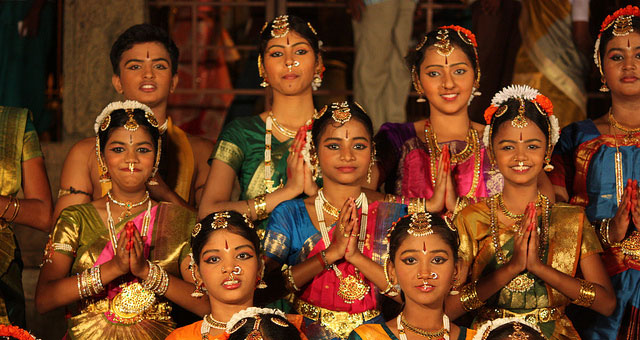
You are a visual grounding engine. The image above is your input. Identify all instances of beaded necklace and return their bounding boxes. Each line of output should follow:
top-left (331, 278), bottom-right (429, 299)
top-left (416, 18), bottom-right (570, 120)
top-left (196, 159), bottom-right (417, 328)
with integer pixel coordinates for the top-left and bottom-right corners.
top-left (107, 190), bottom-right (149, 221)
top-left (317, 188), bottom-right (365, 222)
top-left (200, 314), bottom-right (227, 340)
top-left (105, 198), bottom-right (152, 255)
top-left (397, 312), bottom-right (450, 340)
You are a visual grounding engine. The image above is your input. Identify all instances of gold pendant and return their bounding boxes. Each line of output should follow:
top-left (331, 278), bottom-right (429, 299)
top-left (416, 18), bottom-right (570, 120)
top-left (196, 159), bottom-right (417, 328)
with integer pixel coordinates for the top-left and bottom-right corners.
top-left (505, 273), bottom-right (535, 293)
top-left (111, 282), bottom-right (156, 319)
top-left (337, 274), bottom-right (369, 303)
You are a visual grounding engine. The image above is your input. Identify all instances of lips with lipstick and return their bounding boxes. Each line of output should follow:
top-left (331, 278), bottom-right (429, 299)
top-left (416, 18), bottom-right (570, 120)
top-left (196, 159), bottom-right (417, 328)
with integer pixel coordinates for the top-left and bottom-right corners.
top-left (511, 163), bottom-right (531, 172)
top-left (440, 93), bottom-right (459, 101)
top-left (139, 83), bottom-right (157, 92)
top-left (222, 275), bottom-right (241, 289)
top-left (337, 166), bottom-right (357, 173)
top-left (417, 280), bottom-right (435, 293)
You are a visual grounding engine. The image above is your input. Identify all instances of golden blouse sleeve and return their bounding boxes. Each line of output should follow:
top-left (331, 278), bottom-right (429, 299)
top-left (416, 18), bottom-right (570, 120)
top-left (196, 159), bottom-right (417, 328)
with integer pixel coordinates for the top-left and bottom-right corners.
top-left (580, 219), bottom-right (603, 258)
top-left (49, 209), bottom-right (81, 257)
top-left (22, 129), bottom-right (43, 162)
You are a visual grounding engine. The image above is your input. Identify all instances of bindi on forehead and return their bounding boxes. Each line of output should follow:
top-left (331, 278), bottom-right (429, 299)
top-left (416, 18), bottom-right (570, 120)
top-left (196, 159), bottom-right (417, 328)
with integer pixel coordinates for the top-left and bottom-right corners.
top-left (519, 132), bottom-right (523, 142)
top-left (224, 239), bottom-right (230, 252)
top-left (146, 49), bottom-right (150, 59)
top-left (422, 241), bottom-right (428, 255)
top-left (129, 134), bottom-right (134, 145)
top-left (445, 55), bottom-right (448, 65)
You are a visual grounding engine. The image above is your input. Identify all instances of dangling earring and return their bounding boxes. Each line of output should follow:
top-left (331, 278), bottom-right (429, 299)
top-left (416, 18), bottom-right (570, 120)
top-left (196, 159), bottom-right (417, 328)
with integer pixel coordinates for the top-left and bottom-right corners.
top-left (544, 157), bottom-right (554, 172)
top-left (258, 54), bottom-right (269, 87)
top-left (367, 145), bottom-right (376, 184)
top-left (261, 79), bottom-right (269, 88)
top-left (449, 278), bottom-right (460, 296)
top-left (256, 259), bottom-right (268, 289)
top-left (600, 79), bottom-right (610, 92)
top-left (147, 169), bottom-right (159, 186)
top-left (412, 66), bottom-right (426, 103)
top-left (191, 281), bottom-right (206, 298)
top-left (312, 73), bottom-right (322, 91)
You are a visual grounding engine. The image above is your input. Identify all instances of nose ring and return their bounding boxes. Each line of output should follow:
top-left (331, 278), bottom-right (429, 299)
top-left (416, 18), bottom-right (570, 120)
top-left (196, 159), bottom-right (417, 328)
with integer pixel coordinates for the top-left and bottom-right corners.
top-left (287, 60), bottom-right (300, 72)
top-left (417, 272), bottom-right (438, 280)
top-left (232, 266), bottom-right (242, 275)
top-left (518, 161), bottom-right (524, 167)
top-left (128, 163), bottom-right (135, 174)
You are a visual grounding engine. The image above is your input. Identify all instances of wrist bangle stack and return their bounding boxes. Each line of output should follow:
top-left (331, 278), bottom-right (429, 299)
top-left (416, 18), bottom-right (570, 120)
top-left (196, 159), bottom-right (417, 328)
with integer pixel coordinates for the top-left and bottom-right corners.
top-left (460, 281), bottom-right (484, 311)
top-left (0, 197), bottom-right (12, 220)
top-left (573, 279), bottom-right (596, 307)
top-left (142, 261), bottom-right (169, 296)
top-left (254, 194), bottom-right (268, 220)
top-left (284, 266), bottom-right (300, 292)
top-left (317, 250), bottom-right (331, 270)
top-left (599, 218), bottom-right (612, 247)
top-left (0, 196), bottom-right (19, 223)
top-left (77, 266), bottom-right (105, 299)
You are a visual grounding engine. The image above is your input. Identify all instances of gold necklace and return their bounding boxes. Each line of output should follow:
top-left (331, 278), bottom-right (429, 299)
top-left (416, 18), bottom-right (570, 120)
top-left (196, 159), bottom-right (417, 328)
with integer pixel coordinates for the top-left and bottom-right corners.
top-left (609, 111), bottom-right (626, 206)
top-left (399, 313), bottom-right (449, 340)
top-left (201, 314), bottom-right (227, 340)
top-left (107, 190), bottom-right (150, 221)
top-left (609, 110), bottom-right (640, 134)
top-left (497, 192), bottom-right (543, 222)
top-left (317, 188), bottom-right (364, 220)
top-left (269, 111), bottom-right (298, 138)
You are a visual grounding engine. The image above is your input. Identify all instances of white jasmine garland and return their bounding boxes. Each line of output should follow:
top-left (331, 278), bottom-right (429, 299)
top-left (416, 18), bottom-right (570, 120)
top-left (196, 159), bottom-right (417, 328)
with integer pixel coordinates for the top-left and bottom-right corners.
top-left (483, 125), bottom-right (491, 148)
top-left (94, 100), bottom-right (153, 134)
top-left (549, 114), bottom-right (560, 146)
top-left (472, 317), bottom-right (542, 340)
top-left (593, 36), bottom-right (602, 72)
top-left (490, 84), bottom-right (540, 107)
top-left (301, 129), bottom-right (313, 169)
top-left (225, 307), bottom-right (286, 333)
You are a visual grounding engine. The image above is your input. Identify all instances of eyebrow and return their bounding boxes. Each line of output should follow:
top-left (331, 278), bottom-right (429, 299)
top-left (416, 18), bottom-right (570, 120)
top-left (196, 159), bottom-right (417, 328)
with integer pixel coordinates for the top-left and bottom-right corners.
top-left (108, 141), bottom-right (153, 146)
top-left (400, 248), bottom-right (450, 256)
top-left (607, 47), bottom-right (640, 53)
top-left (424, 62), bottom-right (467, 69)
top-left (498, 138), bottom-right (543, 144)
top-left (267, 42), bottom-right (311, 51)
top-left (124, 58), bottom-right (170, 66)
top-left (322, 136), bottom-right (369, 143)
top-left (201, 244), bottom-right (254, 256)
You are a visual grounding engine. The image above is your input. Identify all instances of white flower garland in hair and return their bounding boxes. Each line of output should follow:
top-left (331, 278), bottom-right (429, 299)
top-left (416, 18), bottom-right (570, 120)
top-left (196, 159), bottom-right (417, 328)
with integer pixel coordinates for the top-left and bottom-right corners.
top-left (593, 36), bottom-right (602, 72)
top-left (94, 100), bottom-right (153, 134)
top-left (549, 114), bottom-right (560, 146)
top-left (482, 124), bottom-right (491, 149)
top-left (472, 317), bottom-right (542, 340)
top-left (225, 307), bottom-right (286, 333)
top-left (301, 129), bottom-right (314, 171)
top-left (490, 84), bottom-right (540, 107)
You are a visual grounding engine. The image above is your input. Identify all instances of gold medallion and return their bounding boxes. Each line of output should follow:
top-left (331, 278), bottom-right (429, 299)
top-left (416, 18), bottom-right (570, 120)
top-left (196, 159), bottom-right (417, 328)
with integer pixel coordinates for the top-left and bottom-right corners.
top-left (337, 274), bottom-right (369, 303)
top-left (111, 282), bottom-right (156, 319)
top-left (505, 273), bottom-right (535, 293)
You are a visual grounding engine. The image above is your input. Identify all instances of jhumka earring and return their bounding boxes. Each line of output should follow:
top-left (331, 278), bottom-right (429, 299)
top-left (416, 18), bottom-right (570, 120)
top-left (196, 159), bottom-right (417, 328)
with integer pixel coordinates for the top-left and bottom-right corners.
top-left (412, 66), bottom-right (426, 103)
top-left (258, 55), bottom-right (269, 88)
top-left (367, 143), bottom-right (376, 184)
top-left (256, 263), bottom-right (268, 289)
top-left (191, 281), bottom-right (206, 298)
top-left (600, 80), bottom-right (610, 93)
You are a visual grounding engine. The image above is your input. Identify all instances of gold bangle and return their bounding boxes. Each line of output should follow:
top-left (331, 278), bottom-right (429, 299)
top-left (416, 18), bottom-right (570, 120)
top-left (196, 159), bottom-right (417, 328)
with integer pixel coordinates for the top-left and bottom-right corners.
top-left (599, 218), bottom-right (611, 247)
top-left (284, 266), bottom-right (300, 292)
top-left (0, 196), bottom-right (12, 220)
top-left (245, 199), bottom-right (253, 220)
top-left (459, 281), bottom-right (484, 311)
top-left (254, 194), bottom-right (268, 220)
top-left (573, 279), bottom-right (596, 307)
top-left (7, 197), bottom-right (20, 223)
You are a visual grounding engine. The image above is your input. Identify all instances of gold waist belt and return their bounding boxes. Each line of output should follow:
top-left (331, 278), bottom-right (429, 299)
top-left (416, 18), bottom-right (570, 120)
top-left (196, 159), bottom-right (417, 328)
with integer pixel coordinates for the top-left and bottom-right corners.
top-left (294, 299), bottom-right (380, 339)
top-left (479, 306), bottom-right (564, 324)
top-left (80, 295), bottom-right (172, 325)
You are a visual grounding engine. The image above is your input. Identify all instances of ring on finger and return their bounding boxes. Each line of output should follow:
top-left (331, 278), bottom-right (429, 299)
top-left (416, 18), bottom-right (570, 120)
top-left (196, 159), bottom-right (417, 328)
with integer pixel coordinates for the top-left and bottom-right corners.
top-left (343, 232), bottom-right (350, 238)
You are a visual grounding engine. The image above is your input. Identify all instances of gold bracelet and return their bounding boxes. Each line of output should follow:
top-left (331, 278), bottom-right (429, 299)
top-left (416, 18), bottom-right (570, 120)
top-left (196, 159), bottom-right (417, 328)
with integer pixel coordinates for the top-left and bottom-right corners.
top-left (599, 218), bottom-right (611, 247)
top-left (254, 194), bottom-right (268, 220)
top-left (0, 196), bottom-right (12, 220)
top-left (245, 199), bottom-right (253, 220)
top-left (7, 197), bottom-right (20, 223)
top-left (460, 281), bottom-right (484, 311)
top-left (573, 279), bottom-right (596, 307)
top-left (284, 266), bottom-right (300, 292)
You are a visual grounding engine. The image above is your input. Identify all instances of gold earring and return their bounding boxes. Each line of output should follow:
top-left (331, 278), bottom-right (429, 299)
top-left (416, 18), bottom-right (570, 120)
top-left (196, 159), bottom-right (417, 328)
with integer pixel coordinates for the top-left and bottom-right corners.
top-left (191, 281), bottom-right (205, 298)
top-left (600, 79), bottom-right (610, 92)
top-left (412, 66), bottom-right (426, 103)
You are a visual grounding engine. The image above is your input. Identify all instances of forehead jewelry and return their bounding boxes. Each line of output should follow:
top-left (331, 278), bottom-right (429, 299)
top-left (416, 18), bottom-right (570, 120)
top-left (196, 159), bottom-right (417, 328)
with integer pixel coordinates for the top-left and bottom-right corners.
top-left (192, 223), bottom-right (202, 237)
top-left (123, 109), bottom-right (139, 132)
top-left (331, 101), bottom-right (351, 124)
top-left (246, 317), bottom-right (264, 340)
top-left (271, 15), bottom-right (290, 38)
top-left (614, 15), bottom-right (634, 36)
top-left (511, 98), bottom-right (528, 129)
top-left (434, 29), bottom-right (454, 57)
top-left (212, 211), bottom-right (232, 230)
top-left (407, 212), bottom-right (434, 237)
top-left (508, 322), bottom-right (529, 340)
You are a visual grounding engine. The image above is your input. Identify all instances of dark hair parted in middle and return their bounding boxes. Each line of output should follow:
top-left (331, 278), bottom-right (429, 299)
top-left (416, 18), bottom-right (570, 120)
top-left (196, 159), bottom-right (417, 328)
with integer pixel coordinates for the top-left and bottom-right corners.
top-left (387, 214), bottom-right (460, 263)
top-left (191, 210), bottom-right (261, 264)
top-left (258, 15), bottom-right (321, 57)
top-left (98, 108), bottom-right (161, 153)
top-left (405, 27), bottom-right (479, 77)
top-left (488, 98), bottom-right (551, 146)
top-left (311, 102), bottom-right (374, 148)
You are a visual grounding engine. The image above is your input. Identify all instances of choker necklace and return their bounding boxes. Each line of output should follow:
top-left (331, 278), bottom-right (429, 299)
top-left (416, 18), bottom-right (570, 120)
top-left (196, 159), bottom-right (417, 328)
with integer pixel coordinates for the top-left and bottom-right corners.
top-left (317, 188), bottom-right (364, 221)
top-left (201, 314), bottom-right (227, 340)
top-left (397, 312), bottom-right (450, 340)
top-left (269, 111), bottom-right (297, 138)
top-left (497, 192), bottom-right (543, 222)
top-left (107, 190), bottom-right (150, 221)
top-left (314, 190), bottom-right (369, 303)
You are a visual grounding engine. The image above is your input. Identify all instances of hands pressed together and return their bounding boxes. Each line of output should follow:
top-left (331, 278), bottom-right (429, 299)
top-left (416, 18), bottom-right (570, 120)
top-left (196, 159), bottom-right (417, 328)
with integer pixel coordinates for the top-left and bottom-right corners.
top-left (111, 221), bottom-right (150, 280)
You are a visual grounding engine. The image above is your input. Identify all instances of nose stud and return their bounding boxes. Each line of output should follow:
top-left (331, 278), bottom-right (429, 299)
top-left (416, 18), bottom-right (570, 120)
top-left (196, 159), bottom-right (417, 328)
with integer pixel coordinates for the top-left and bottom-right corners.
top-left (232, 266), bottom-right (242, 275)
top-left (128, 163), bottom-right (135, 174)
top-left (287, 60), bottom-right (300, 72)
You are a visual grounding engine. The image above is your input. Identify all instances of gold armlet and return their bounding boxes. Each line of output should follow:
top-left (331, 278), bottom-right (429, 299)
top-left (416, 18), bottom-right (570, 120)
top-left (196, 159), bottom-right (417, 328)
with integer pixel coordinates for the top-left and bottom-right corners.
top-left (254, 194), bottom-right (268, 220)
top-left (572, 279), bottom-right (596, 307)
top-left (459, 281), bottom-right (484, 311)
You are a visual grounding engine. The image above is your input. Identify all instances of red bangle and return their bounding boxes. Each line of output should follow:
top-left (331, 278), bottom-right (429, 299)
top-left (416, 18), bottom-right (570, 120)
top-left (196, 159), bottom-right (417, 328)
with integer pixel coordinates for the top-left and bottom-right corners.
top-left (316, 252), bottom-right (325, 269)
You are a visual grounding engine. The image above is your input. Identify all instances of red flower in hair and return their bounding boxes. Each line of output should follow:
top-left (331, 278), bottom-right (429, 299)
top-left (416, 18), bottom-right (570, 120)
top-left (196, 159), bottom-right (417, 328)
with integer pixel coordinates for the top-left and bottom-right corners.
top-left (599, 5), bottom-right (640, 35)
top-left (534, 94), bottom-right (554, 116)
top-left (440, 25), bottom-right (477, 47)
top-left (483, 105), bottom-right (498, 124)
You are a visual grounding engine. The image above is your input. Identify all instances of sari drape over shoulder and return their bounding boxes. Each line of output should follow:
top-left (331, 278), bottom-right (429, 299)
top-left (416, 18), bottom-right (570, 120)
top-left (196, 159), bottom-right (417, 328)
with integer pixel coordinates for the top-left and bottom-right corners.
top-left (375, 122), bottom-right (501, 199)
top-left (48, 202), bottom-right (195, 340)
top-left (0, 107), bottom-right (43, 327)
top-left (550, 120), bottom-right (640, 339)
top-left (454, 201), bottom-right (601, 340)
top-left (264, 199), bottom-right (406, 339)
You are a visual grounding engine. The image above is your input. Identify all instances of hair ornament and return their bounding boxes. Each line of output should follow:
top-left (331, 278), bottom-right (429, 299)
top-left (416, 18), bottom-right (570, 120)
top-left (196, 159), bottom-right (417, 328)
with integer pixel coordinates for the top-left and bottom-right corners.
top-left (440, 25), bottom-right (477, 47)
top-left (243, 213), bottom-right (255, 229)
top-left (270, 316), bottom-right (290, 327)
top-left (123, 109), bottom-right (140, 132)
top-left (260, 21), bottom-right (268, 35)
top-left (191, 223), bottom-right (202, 238)
top-left (307, 22), bottom-right (318, 36)
top-left (511, 98), bottom-right (528, 129)
top-left (246, 317), bottom-right (263, 340)
top-left (330, 101), bottom-right (351, 124)
top-left (594, 6), bottom-right (640, 76)
top-left (313, 105), bottom-right (328, 119)
top-left (415, 34), bottom-right (428, 51)
top-left (472, 317), bottom-right (543, 340)
top-left (94, 100), bottom-right (154, 134)
top-left (434, 29), bottom-right (454, 57)
top-left (212, 212), bottom-right (232, 230)
top-left (225, 307), bottom-right (286, 333)
top-left (271, 15), bottom-right (290, 38)
top-left (408, 212), bottom-right (434, 237)
top-left (444, 216), bottom-right (457, 232)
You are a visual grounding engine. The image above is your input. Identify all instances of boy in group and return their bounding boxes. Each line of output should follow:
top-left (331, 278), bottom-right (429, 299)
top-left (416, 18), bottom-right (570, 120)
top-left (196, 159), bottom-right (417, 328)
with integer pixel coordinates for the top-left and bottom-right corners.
top-left (55, 24), bottom-right (213, 218)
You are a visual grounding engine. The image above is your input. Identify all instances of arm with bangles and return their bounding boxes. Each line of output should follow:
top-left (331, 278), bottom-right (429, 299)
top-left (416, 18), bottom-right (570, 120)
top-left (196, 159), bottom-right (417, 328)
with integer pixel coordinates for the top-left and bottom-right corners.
top-left (1, 155), bottom-right (52, 232)
top-left (198, 129), bottom-right (314, 220)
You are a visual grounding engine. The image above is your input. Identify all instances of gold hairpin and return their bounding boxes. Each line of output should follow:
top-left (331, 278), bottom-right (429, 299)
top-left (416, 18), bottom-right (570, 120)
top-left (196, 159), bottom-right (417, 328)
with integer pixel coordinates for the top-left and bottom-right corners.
top-left (444, 216), bottom-right (457, 232)
top-left (495, 105), bottom-right (508, 119)
top-left (229, 319), bottom-right (247, 334)
top-left (100, 114), bottom-right (111, 132)
top-left (212, 212), bottom-right (232, 230)
top-left (191, 223), bottom-right (202, 238)
top-left (407, 212), bottom-right (433, 237)
top-left (353, 101), bottom-right (366, 113)
top-left (271, 15), bottom-right (290, 38)
top-left (270, 316), bottom-right (290, 327)
top-left (434, 30), bottom-right (454, 57)
top-left (246, 317), bottom-right (264, 340)
top-left (145, 111), bottom-right (159, 128)
top-left (415, 34), bottom-right (428, 51)
top-left (313, 105), bottom-right (328, 119)
top-left (511, 98), bottom-right (528, 129)
top-left (260, 21), bottom-right (268, 35)
top-left (614, 15), bottom-right (634, 36)
top-left (307, 22), bottom-right (318, 36)
top-left (508, 323), bottom-right (530, 340)
top-left (243, 213), bottom-right (255, 229)
top-left (123, 109), bottom-right (139, 132)
top-left (331, 101), bottom-right (351, 124)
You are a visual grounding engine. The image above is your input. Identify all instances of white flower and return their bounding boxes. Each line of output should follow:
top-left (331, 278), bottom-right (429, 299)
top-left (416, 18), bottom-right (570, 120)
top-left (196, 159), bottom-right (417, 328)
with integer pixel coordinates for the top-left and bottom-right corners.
top-left (94, 100), bottom-right (153, 134)
top-left (483, 125), bottom-right (491, 148)
top-left (593, 37), bottom-right (602, 72)
top-left (225, 307), bottom-right (286, 333)
top-left (549, 114), bottom-right (560, 146)
top-left (490, 84), bottom-right (540, 107)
